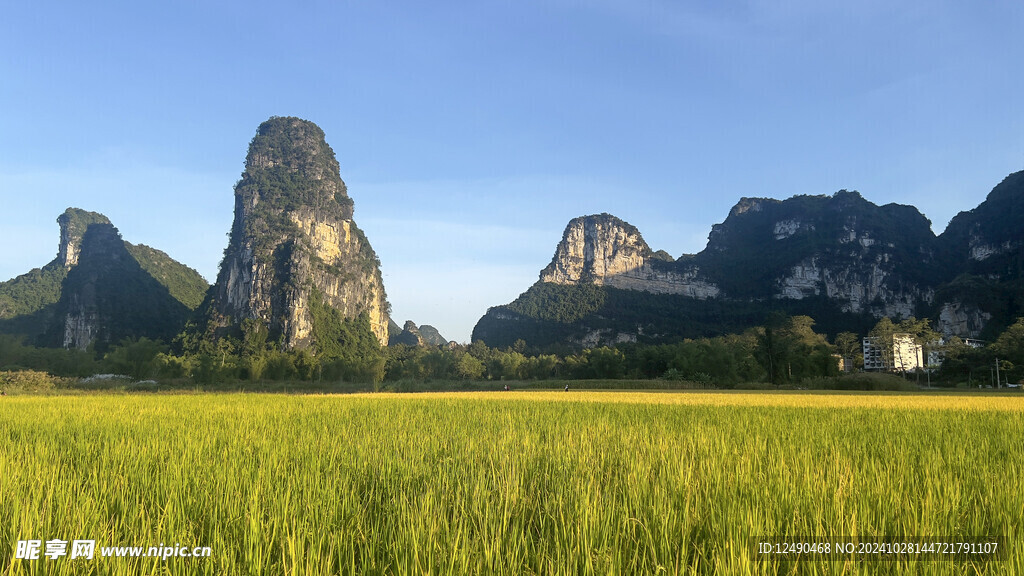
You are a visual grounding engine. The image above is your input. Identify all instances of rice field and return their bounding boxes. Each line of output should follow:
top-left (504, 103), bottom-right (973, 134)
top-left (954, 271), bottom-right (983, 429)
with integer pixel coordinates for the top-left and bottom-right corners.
top-left (1, 390), bottom-right (1021, 575)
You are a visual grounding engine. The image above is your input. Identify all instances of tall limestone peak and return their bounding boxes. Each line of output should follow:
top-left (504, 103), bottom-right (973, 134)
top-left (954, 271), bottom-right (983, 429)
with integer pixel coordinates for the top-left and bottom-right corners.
top-left (55, 223), bottom-right (185, 350)
top-left (57, 208), bottom-right (111, 269)
top-left (540, 214), bottom-right (651, 285)
top-left (1, 208), bottom-right (207, 346)
top-left (236, 116), bottom-right (353, 221)
top-left (539, 213), bottom-right (719, 297)
top-left (416, 324), bottom-right (448, 347)
top-left (209, 116), bottom-right (391, 348)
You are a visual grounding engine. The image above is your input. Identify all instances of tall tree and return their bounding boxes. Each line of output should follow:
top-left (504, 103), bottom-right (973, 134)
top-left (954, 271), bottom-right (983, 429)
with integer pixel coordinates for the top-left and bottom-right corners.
top-left (868, 317), bottom-right (899, 371)
top-left (834, 331), bottom-right (862, 371)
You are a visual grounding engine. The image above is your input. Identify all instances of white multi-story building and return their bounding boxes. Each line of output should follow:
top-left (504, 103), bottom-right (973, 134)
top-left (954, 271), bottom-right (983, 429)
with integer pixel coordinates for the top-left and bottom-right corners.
top-left (863, 334), bottom-right (923, 372)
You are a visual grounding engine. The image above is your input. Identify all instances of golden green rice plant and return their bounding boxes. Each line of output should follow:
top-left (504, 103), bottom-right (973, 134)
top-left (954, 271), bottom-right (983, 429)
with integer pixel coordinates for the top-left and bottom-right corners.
top-left (0, 390), bottom-right (1020, 575)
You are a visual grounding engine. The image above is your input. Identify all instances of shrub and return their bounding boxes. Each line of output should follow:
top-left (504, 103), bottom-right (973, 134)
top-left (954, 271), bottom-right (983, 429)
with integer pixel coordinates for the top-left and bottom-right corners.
top-left (0, 370), bottom-right (70, 393)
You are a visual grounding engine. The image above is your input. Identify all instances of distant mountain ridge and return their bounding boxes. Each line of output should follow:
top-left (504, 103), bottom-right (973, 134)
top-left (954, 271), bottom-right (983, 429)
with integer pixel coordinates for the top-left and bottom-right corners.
top-left (389, 320), bottom-right (448, 347)
top-left (473, 171), bottom-right (1024, 349)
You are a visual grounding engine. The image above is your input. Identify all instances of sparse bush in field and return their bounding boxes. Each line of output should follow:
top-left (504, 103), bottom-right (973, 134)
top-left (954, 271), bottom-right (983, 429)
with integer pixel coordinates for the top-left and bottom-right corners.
top-left (0, 369), bottom-right (69, 392)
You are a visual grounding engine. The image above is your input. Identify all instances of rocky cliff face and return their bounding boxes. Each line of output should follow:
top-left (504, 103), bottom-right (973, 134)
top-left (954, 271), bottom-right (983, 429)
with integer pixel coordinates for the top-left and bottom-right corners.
top-left (54, 222), bottom-right (197, 350)
top-left (935, 300), bottom-right (992, 339)
top-left (0, 209), bottom-right (108, 323)
top-left (539, 214), bottom-right (720, 298)
top-left (533, 194), bottom-right (936, 317)
top-left (774, 256), bottom-right (927, 319)
top-left (208, 117), bottom-right (390, 348)
top-left (58, 223), bottom-right (126, 350)
top-left (535, 194), bottom-right (936, 315)
top-left (56, 208), bottom-right (111, 269)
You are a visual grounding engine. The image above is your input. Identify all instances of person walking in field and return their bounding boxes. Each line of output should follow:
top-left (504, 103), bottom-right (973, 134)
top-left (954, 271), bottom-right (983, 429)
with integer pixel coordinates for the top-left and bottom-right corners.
top-left (564, 384), bottom-right (569, 392)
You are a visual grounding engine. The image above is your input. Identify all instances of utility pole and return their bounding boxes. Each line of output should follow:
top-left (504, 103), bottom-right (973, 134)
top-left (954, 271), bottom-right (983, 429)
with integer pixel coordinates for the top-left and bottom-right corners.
top-left (996, 357), bottom-right (1001, 389)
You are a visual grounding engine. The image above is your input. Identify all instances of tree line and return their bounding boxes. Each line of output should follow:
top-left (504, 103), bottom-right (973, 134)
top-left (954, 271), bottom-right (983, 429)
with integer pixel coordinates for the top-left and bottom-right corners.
top-left (2, 315), bottom-right (1022, 389)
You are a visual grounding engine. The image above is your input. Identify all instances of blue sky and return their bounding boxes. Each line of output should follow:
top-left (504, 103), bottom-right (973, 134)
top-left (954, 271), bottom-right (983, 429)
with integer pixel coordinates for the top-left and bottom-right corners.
top-left (2, 1), bottom-right (1022, 342)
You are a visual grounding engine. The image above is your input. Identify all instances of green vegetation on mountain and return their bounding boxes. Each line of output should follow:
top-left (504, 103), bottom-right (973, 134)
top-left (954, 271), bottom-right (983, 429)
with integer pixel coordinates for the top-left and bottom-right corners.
top-left (932, 170), bottom-right (1024, 337)
top-left (505, 283), bottom-right (607, 323)
top-left (57, 208), bottom-right (110, 250)
top-left (416, 324), bottom-right (447, 346)
top-left (650, 249), bottom-right (675, 262)
top-left (388, 328), bottom-right (421, 348)
top-left (308, 288), bottom-right (386, 381)
top-left (125, 244), bottom-right (208, 310)
top-left (926, 274), bottom-right (1022, 340)
top-left (387, 317), bottom-right (403, 338)
top-left (0, 263), bottom-right (65, 320)
top-left (0, 208), bottom-right (111, 322)
top-left (474, 282), bottom-right (879, 351)
top-left (940, 170), bottom-right (1024, 277)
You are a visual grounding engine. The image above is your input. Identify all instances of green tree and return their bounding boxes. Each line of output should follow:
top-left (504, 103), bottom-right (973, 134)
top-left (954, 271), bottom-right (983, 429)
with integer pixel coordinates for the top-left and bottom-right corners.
top-left (454, 352), bottom-right (485, 380)
top-left (421, 349), bottom-right (456, 380)
top-left (867, 317), bottom-right (899, 371)
top-left (587, 347), bottom-right (625, 379)
top-left (898, 317), bottom-right (940, 347)
top-left (495, 350), bottom-right (527, 381)
top-left (990, 317), bottom-right (1024, 384)
top-left (524, 354), bottom-right (560, 380)
top-left (292, 349), bottom-right (318, 381)
top-left (754, 325), bottom-right (791, 386)
top-left (834, 331), bottom-right (862, 371)
top-left (755, 315), bottom-right (837, 384)
top-left (263, 350), bottom-right (297, 381)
